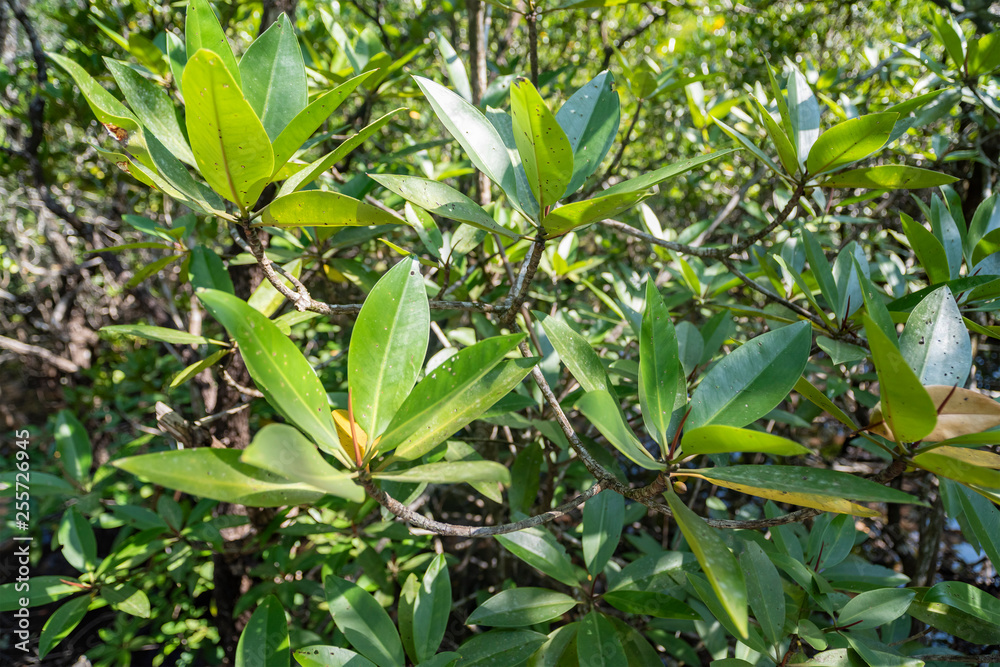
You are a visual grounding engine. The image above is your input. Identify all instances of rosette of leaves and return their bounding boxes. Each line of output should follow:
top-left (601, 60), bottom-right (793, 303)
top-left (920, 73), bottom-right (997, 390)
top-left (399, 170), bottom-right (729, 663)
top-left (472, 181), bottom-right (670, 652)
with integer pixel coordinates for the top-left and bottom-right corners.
top-left (371, 71), bottom-right (736, 239)
top-left (50, 0), bottom-right (401, 228)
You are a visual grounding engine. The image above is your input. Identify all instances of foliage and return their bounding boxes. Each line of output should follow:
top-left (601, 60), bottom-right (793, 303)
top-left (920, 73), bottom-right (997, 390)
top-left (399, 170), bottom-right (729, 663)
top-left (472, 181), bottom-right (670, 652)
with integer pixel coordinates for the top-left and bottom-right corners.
top-left (2, 0), bottom-right (1000, 666)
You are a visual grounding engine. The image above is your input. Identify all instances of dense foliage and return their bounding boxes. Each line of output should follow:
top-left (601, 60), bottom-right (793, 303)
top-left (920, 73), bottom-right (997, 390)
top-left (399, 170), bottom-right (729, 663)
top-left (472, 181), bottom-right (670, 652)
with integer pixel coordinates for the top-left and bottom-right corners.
top-left (2, 0), bottom-right (1000, 665)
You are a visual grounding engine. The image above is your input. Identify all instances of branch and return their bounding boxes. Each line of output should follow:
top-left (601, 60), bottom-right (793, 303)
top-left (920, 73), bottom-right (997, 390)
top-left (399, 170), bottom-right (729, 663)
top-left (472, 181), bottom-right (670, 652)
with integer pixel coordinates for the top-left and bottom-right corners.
top-left (914, 656), bottom-right (1000, 665)
top-left (359, 474), bottom-right (603, 536)
top-left (527, 5), bottom-right (539, 86)
top-left (500, 237), bottom-right (545, 327)
top-left (0, 334), bottom-right (79, 373)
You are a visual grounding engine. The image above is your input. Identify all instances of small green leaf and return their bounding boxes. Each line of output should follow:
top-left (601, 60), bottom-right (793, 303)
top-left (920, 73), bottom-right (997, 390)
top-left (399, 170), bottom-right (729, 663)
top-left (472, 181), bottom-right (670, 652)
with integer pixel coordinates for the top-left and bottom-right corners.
top-left (664, 489), bottom-right (748, 639)
top-left (101, 324), bottom-right (225, 347)
top-left (838, 588), bottom-right (916, 630)
top-left (410, 554), bottom-right (451, 662)
top-left (821, 165), bottom-right (958, 190)
top-left (576, 612), bottom-right (626, 667)
top-left (114, 449), bottom-right (324, 507)
top-left (236, 595), bottom-right (289, 667)
top-left (48, 53), bottom-right (140, 137)
top-left (183, 49), bottom-right (273, 211)
top-left (510, 77), bottom-right (573, 211)
top-left (324, 575), bottom-right (405, 667)
top-left (242, 424), bottom-right (363, 502)
top-left (239, 14), bottom-right (308, 140)
top-left (600, 149), bottom-right (737, 197)
top-left (577, 390), bottom-right (666, 470)
top-left (467, 588), bottom-right (578, 627)
top-left (38, 596), bottom-right (90, 659)
top-left (901, 212), bottom-right (951, 284)
top-left (681, 425), bottom-right (810, 458)
top-left (261, 191), bottom-right (402, 228)
top-left (436, 34), bottom-right (472, 102)
top-left (58, 507), bottom-right (97, 572)
top-left (294, 646), bottom-right (377, 667)
top-left (54, 411), bottom-right (92, 486)
top-left (373, 461), bottom-right (510, 485)
top-left (639, 281), bottom-right (681, 448)
top-left (542, 190), bottom-right (647, 237)
top-left (188, 246), bottom-right (235, 294)
top-left (496, 527), bottom-right (580, 587)
top-left (740, 542), bottom-right (785, 645)
top-left (583, 489), bottom-right (625, 575)
top-left (687, 321), bottom-right (811, 429)
top-left (806, 113), bottom-right (897, 175)
top-left (101, 583), bottom-right (151, 618)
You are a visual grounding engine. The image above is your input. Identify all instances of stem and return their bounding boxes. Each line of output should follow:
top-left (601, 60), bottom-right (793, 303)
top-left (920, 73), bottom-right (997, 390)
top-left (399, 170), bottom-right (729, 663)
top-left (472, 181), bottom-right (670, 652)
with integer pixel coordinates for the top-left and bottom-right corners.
top-left (501, 237), bottom-right (545, 327)
top-left (527, 4), bottom-right (539, 86)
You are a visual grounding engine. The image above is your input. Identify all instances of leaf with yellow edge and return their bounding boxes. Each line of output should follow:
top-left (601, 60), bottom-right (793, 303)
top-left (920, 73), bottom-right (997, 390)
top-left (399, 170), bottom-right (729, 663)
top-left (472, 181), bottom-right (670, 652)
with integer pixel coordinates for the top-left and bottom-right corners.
top-left (913, 450), bottom-right (1000, 488)
top-left (931, 446), bottom-right (1000, 469)
top-left (675, 472), bottom-right (880, 517)
top-left (870, 385), bottom-right (1000, 442)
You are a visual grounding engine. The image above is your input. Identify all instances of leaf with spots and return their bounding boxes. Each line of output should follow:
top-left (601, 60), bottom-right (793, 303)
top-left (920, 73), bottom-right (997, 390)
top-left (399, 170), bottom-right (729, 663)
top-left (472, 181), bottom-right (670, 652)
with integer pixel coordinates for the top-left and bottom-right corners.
top-left (375, 334), bottom-right (535, 461)
top-left (555, 70), bottom-right (620, 197)
top-left (510, 77), bottom-right (574, 212)
top-left (369, 174), bottom-right (519, 239)
top-left (114, 449), bottom-right (324, 507)
top-left (349, 258), bottom-right (429, 443)
top-left (239, 13), bottom-right (308, 140)
top-left (198, 288), bottom-right (347, 464)
top-left (899, 286), bottom-right (971, 387)
top-left (185, 0), bottom-right (241, 88)
top-left (260, 191), bottom-right (403, 228)
top-left (182, 49), bottom-right (273, 213)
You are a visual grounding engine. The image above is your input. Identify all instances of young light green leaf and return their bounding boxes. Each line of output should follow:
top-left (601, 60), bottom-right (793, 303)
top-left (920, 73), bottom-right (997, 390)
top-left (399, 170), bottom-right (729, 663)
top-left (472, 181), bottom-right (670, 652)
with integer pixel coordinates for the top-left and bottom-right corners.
top-left (687, 320), bottom-right (811, 429)
top-left (261, 191), bottom-right (402, 228)
top-left (510, 77), bottom-right (573, 212)
top-left (294, 647), bottom-right (377, 667)
top-left (865, 314), bottom-right (937, 443)
top-left (541, 190), bottom-right (647, 237)
top-left (806, 113), bottom-right (897, 175)
top-left (54, 410), bottom-right (92, 487)
top-left (901, 212), bottom-right (951, 284)
top-left (183, 50), bottom-right (273, 211)
top-left (239, 14), bottom-right (308, 140)
top-left (664, 490), bottom-right (748, 639)
top-left (600, 148), bottom-right (738, 196)
top-left (577, 390), bottom-right (666, 470)
top-left (372, 461), bottom-right (510, 485)
top-left (198, 289), bottom-right (345, 461)
top-left (324, 575), bottom-right (405, 667)
top-left (467, 588), bottom-right (578, 628)
top-left (48, 53), bottom-right (140, 137)
top-left (114, 449), bottom-right (324, 507)
top-left (680, 425), bottom-right (810, 458)
top-left (436, 33), bottom-right (472, 102)
top-left (496, 527), bottom-right (580, 587)
top-left (368, 174), bottom-right (518, 239)
top-left (38, 595), bottom-right (89, 658)
top-left (185, 0), bottom-right (241, 87)
top-left (821, 165), bottom-right (958, 190)
top-left (242, 424), bottom-right (363, 502)
top-left (555, 70), bottom-right (620, 196)
top-left (346, 257), bottom-right (428, 444)
top-left (380, 344), bottom-right (535, 461)
top-left (639, 280), bottom-right (681, 448)
top-left (101, 324), bottom-right (225, 347)
top-left (236, 595), bottom-right (289, 667)
top-left (787, 68), bottom-right (820, 167)
top-left (583, 489), bottom-right (624, 576)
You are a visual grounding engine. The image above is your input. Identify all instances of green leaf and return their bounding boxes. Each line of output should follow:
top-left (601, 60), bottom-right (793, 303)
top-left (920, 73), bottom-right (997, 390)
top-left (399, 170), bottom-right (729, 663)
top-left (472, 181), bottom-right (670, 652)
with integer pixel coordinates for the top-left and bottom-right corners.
top-left (104, 58), bottom-right (195, 166)
top-left (787, 68), bottom-right (820, 167)
top-left (541, 190), bottom-right (647, 237)
top-left (909, 593), bottom-right (1000, 645)
top-left (410, 554), bottom-right (451, 662)
top-left (324, 575), bottom-right (405, 667)
top-left (931, 11), bottom-right (966, 69)
top-left (183, 49), bottom-right (273, 212)
top-left (47, 53), bottom-right (140, 137)
top-left (261, 191), bottom-right (402, 228)
top-left (101, 324), bottom-right (225, 347)
top-left (189, 246), bottom-right (235, 294)
top-left (295, 646), bottom-right (377, 667)
top-left (376, 335), bottom-right (534, 461)
top-left (639, 281), bottom-right (681, 448)
top-left (537, 313), bottom-right (615, 396)
top-left (101, 583), bottom-right (150, 617)
top-left (555, 70), bottom-right (620, 196)
top-left (496, 527), bottom-right (580, 587)
top-left (967, 32), bottom-right (1000, 76)
top-left (368, 174), bottom-right (518, 239)
top-left (600, 148), bottom-right (737, 197)
top-left (899, 286), bottom-right (970, 386)
top-left (467, 588), bottom-right (578, 628)
top-left (577, 390), bottom-right (666, 470)
top-left (801, 229), bottom-right (839, 314)
top-left (855, 256), bottom-right (896, 343)
top-left (484, 107), bottom-right (539, 220)
top-left (924, 581), bottom-right (1000, 629)
top-left (54, 410), bottom-right (92, 486)
top-left (931, 195), bottom-right (964, 279)
top-left (236, 595), bottom-right (289, 667)
top-left (242, 424), bottom-right (363, 502)
top-left (820, 165), bottom-right (958, 190)
top-left (901, 212), bottom-right (951, 285)
top-left (166, 30), bottom-right (187, 86)
top-left (0, 471), bottom-right (75, 497)
top-left (456, 630), bottom-right (547, 667)
top-left (349, 258), bottom-right (429, 441)
top-left (806, 113), bottom-right (897, 175)
top-left (865, 314), bottom-right (937, 443)
top-left (373, 461), bottom-right (510, 485)
top-left (185, 0), bottom-right (241, 88)
top-left (0, 576), bottom-right (83, 612)
top-left (114, 449), bottom-right (324, 507)
top-left (602, 590), bottom-right (699, 620)
top-left (688, 320), bottom-right (811, 429)
top-left (694, 465), bottom-right (923, 505)
top-left (38, 596), bottom-right (90, 659)
top-left (844, 636), bottom-right (921, 667)
top-left (58, 506), bottom-right (97, 572)
top-left (239, 14), bottom-right (308, 140)
top-left (765, 57), bottom-right (795, 149)
top-left (437, 34), bottom-right (472, 102)
top-left (664, 489), bottom-right (748, 639)
top-left (124, 253), bottom-right (183, 290)
top-left (838, 588), bottom-right (916, 630)
top-left (912, 450), bottom-right (1000, 488)
top-left (576, 612), bottom-right (626, 667)
top-left (199, 289), bottom-right (345, 461)
top-left (247, 257), bottom-right (302, 317)
top-left (739, 541), bottom-right (785, 645)
top-left (752, 94), bottom-right (798, 176)
top-left (278, 109), bottom-right (402, 195)
top-left (582, 489), bottom-right (624, 575)
top-left (956, 485), bottom-right (1000, 569)
top-left (681, 425), bottom-right (810, 458)
top-left (413, 75), bottom-right (517, 198)
top-left (270, 71), bottom-right (376, 176)
top-left (712, 116), bottom-right (782, 174)
top-left (510, 77), bottom-right (573, 212)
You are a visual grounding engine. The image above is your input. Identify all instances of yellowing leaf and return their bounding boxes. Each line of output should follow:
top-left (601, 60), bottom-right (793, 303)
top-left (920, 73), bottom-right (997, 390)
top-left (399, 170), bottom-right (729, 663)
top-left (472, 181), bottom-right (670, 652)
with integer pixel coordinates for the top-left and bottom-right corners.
top-left (333, 409), bottom-right (374, 458)
top-left (871, 385), bottom-right (1000, 442)
top-left (676, 473), bottom-right (880, 517)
